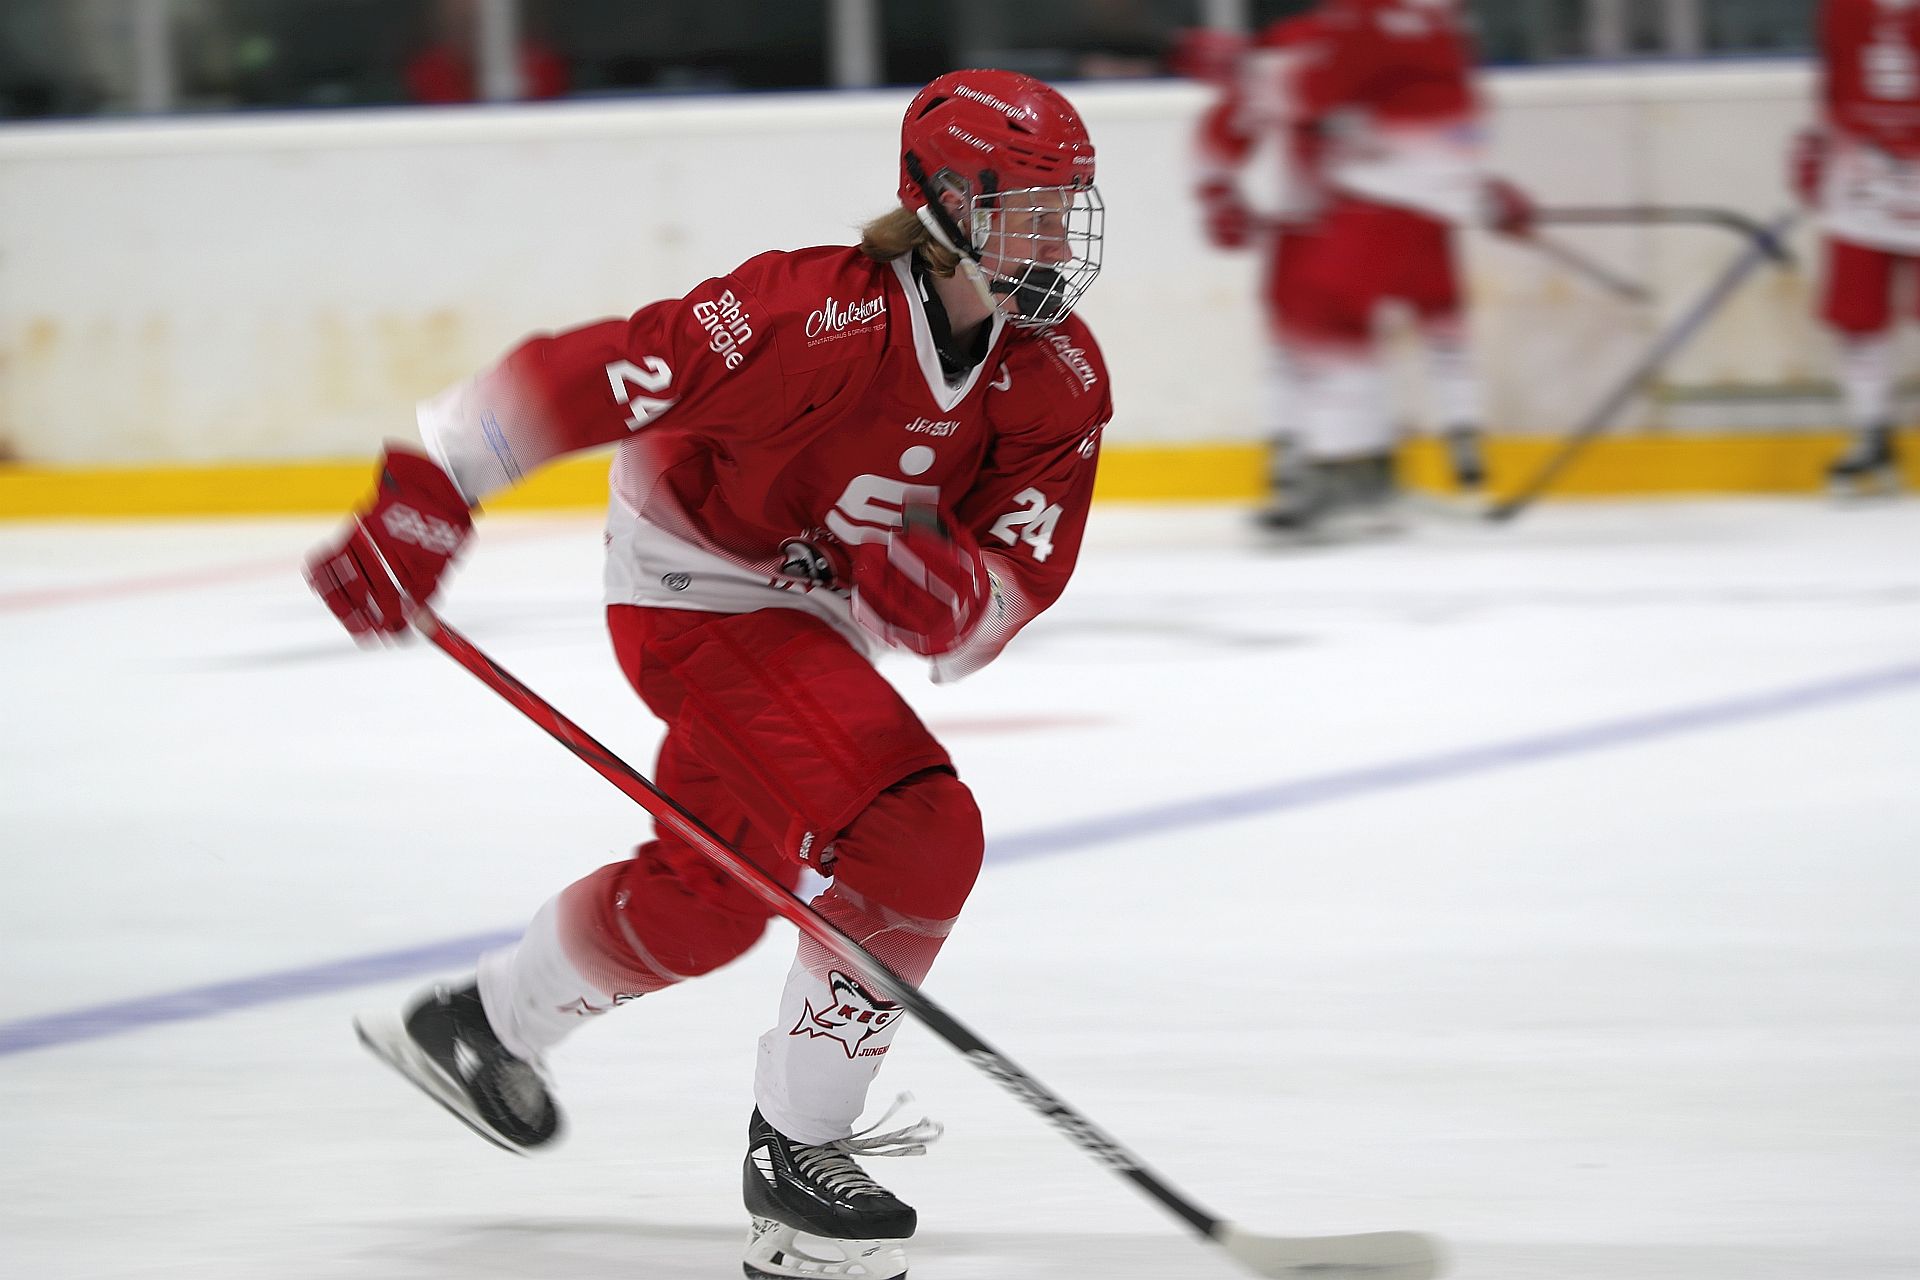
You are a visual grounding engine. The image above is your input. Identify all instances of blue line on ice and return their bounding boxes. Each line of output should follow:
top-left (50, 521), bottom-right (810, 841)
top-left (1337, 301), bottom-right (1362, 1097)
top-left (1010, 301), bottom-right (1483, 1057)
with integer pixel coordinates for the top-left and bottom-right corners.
top-left (4, 661), bottom-right (1916, 1058)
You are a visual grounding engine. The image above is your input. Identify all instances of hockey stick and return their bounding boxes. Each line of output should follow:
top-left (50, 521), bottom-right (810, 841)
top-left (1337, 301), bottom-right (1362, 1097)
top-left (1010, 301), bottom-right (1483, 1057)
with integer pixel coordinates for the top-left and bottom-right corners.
top-left (1533, 204), bottom-right (1796, 266)
top-left (403, 602), bottom-right (1444, 1280)
top-left (1485, 208), bottom-right (1802, 524)
top-left (1246, 211), bottom-right (1651, 302)
top-left (1517, 231), bottom-right (1653, 304)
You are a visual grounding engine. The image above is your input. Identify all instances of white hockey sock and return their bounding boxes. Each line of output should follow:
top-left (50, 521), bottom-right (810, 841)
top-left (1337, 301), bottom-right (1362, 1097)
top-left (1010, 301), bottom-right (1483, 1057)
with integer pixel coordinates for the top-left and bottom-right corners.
top-left (1262, 342), bottom-right (1300, 448)
top-left (1292, 345), bottom-right (1392, 460)
top-left (753, 954), bottom-right (904, 1146)
top-left (1423, 327), bottom-right (1483, 432)
top-left (476, 896), bottom-right (621, 1064)
top-left (1836, 333), bottom-right (1895, 430)
top-left (753, 886), bottom-right (953, 1146)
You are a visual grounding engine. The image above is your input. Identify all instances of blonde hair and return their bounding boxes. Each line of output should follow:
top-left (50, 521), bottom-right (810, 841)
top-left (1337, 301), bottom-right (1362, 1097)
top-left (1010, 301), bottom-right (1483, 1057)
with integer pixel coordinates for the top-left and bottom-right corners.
top-left (859, 206), bottom-right (960, 277)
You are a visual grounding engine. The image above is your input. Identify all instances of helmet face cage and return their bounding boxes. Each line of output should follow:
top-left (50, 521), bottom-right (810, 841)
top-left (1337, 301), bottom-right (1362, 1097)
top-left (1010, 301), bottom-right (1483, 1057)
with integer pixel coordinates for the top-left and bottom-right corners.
top-left (964, 182), bottom-right (1104, 329)
top-left (900, 70), bottom-right (1103, 327)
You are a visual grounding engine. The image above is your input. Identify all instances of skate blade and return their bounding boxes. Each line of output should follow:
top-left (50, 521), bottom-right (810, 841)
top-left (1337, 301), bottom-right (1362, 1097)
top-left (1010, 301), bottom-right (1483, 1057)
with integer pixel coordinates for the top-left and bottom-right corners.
top-left (352, 1011), bottom-right (539, 1156)
top-left (1828, 473), bottom-right (1904, 501)
top-left (1401, 489), bottom-right (1490, 523)
top-left (743, 1217), bottom-right (908, 1280)
top-left (1253, 508), bottom-right (1408, 547)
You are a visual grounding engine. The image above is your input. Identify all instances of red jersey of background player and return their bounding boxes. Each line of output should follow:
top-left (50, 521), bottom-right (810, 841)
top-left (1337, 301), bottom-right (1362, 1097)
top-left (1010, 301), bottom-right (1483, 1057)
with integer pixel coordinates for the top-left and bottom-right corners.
top-left (1191, 13), bottom-right (1324, 212)
top-left (1805, 0), bottom-right (1920, 252)
top-left (417, 245), bottom-right (1112, 682)
top-left (1822, 0), bottom-right (1920, 157)
top-left (1297, 0), bottom-right (1477, 128)
top-left (1196, 0), bottom-right (1486, 225)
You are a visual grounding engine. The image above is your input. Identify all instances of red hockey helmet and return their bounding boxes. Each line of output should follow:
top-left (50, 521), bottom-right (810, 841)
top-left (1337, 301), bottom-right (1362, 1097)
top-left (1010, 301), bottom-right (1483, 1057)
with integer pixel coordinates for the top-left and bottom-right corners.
top-left (898, 69), bottom-right (1103, 327)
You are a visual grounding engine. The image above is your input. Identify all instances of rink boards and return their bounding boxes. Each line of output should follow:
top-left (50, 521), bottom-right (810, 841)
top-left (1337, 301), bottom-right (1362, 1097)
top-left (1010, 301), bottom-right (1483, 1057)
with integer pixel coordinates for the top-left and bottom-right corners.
top-left (1, 432), bottom-right (1914, 517)
top-left (0, 65), bottom-right (1895, 474)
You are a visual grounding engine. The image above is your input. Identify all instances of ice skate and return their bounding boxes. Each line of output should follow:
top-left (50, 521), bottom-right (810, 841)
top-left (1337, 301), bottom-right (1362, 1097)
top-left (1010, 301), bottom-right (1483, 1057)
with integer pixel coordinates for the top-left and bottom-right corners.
top-left (354, 981), bottom-right (561, 1154)
top-left (1252, 464), bottom-right (1332, 538)
top-left (743, 1218), bottom-right (911, 1280)
top-left (1259, 455), bottom-right (1403, 542)
top-left (1444, 425), bottom-right (1486, 492)
top-left (1404, 428), bottom-right (1494, 522)
top-left (1252, 439), bottom-right (1326, 536)
top-left (741, 1102), bottom-right (939, 1279)
top-left (1828, 424), bottom-right (1902, 496)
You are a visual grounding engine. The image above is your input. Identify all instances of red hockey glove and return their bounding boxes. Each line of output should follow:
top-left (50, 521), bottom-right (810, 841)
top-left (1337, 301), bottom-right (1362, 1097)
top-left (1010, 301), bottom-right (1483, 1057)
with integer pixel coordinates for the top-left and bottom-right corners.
top-left (850, 505), bottom-right (992, 658)
top-left (1198, 179), bottom-right (1255, 249)
top-left (1791, 129), bottom-right (1828, 205)
top-left (304, 445), bottom-right (472, 641)
top-left (1482, 176), bottom-right (1536, 238)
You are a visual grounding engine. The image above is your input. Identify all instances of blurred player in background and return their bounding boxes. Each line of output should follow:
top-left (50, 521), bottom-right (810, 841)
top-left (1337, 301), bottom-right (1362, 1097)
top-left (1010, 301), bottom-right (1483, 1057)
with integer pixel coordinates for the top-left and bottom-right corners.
top-left (1179, 0), bottom-right (1533, 534)
top-left (303, 69), bottom-right (1111, 1280)
top-left (1796, 0), bottom-right (1917, 494)
top-left (404, 0), bottom-right (568, 104)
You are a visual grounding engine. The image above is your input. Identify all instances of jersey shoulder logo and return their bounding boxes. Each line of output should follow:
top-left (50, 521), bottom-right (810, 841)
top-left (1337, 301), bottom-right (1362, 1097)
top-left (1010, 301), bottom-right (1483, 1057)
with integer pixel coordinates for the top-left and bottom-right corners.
top-left (1043, 332), bottom-right (1100, 391)
top-left (692, 288), bottom-right (753, 370)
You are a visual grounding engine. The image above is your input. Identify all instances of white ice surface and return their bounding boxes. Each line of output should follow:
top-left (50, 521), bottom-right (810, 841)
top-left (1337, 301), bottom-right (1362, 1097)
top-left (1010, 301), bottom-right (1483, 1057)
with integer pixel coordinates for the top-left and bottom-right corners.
top-left (2, 499), bottom-right (1917, 1279)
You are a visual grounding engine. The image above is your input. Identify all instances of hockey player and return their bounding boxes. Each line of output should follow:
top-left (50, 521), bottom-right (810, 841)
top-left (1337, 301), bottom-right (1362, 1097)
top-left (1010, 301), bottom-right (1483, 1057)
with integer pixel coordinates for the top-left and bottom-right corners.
top-left (1797, 0), bottom-right (1916, 493)
top-left (1183, 0), bottom-right (1532, 532)
top-left (303, 70), bottom-right (1109, 1280)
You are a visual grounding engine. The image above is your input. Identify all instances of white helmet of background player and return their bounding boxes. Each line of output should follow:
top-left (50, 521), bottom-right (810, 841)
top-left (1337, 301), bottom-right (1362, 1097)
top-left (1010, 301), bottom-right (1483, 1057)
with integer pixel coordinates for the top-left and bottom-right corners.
top-left (898, 69), bottom-right (1104, 328)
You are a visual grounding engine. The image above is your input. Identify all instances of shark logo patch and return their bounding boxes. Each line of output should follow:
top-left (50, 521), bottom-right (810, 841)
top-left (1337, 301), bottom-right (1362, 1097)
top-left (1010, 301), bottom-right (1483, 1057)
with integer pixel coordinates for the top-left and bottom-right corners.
top-left (789, 970), bottom-right (902, 1059)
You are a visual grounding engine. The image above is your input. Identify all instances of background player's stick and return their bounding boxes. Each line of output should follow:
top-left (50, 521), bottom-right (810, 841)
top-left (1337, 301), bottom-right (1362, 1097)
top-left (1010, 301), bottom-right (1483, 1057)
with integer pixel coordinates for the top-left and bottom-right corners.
top-left (1517, 231), bottom-right (1654, 303)
top-left (1534, 204), bottom-right (1797, 265)
top-left (1486, 208), bottom-right (1802, 523)
top-left (401, 601), bottom-right (1444, 1280)
top-left (1260, 215), bottom-right (1653, 301)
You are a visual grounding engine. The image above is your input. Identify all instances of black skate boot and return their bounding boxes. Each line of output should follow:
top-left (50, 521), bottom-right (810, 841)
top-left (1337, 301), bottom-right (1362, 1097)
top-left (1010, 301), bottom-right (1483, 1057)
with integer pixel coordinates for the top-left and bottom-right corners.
top-left (1257, 455), bottom-right (1405, 540)
top-left (1353, 452), bottom-right (1402, 507)
top-left (354, 981), bottom-right (561, 1154)
top-left (1254, 457), bottom-right (1338, 536)
top-left (1828, 424), bottom-right (1901, 495)
top-left (1337, 452), bottom-right (1405, 536)
top-left (1444, 426), bottom-right (1486, 491)
top-left (741, 1104), bottom-right (939, 1280)
top-left (1253, 437), bottom-right (1322, 534)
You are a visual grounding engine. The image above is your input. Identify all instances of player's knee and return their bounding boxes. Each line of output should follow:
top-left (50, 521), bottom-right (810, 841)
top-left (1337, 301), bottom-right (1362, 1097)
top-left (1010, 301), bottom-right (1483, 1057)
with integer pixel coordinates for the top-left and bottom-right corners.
top-left (558, 847), bottom-right (773, 988)
top-left (830, 769), bottom-right (984, 923)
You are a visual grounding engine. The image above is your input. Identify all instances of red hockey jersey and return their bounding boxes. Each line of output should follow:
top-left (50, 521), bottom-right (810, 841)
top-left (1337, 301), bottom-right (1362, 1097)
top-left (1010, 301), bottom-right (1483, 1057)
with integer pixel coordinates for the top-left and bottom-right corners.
top-left (1816, 0), bottom-right (1920, 249)
top-left (1822, 0), bottom-right (1920, 156)
top-left (1194, 13), bottom-right (1327, 219)
top-left (417, 246), bottom-right (1112, 682)
top-left (1197, 0), bottom-right (1487, 223)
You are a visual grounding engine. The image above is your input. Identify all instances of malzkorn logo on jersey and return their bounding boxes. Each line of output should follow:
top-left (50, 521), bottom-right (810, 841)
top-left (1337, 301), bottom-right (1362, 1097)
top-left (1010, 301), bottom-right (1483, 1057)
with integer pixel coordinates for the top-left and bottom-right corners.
top-left (805, 294), bottom-right (887, 343)
top-left (1046, 334), bottom-right (1098, 390)
top-left (789, 970), bottom-right (902, 1059)
top-left (693, 289), bottom-right (753, 370)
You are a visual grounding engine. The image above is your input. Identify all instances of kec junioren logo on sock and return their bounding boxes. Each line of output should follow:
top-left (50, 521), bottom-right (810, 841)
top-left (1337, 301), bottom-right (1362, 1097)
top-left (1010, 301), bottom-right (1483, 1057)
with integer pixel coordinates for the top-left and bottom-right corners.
top-left (789, 971), bottom-right (901, 1059)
